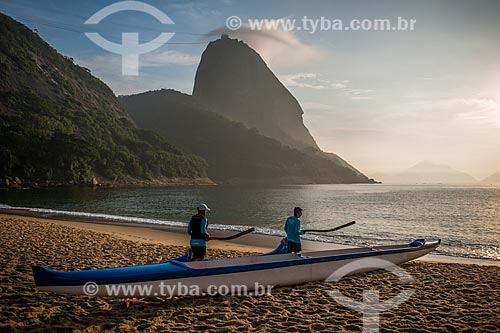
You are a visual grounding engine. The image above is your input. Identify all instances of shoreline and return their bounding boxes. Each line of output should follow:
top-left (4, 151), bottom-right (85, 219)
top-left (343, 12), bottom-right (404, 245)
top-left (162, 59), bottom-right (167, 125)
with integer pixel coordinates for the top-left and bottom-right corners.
top-left (0, 212), bottom-right (272, 254)
top-left (1, 210), bottom-right (498, 266)
top-left (0, 176), bottom-right (216, 190)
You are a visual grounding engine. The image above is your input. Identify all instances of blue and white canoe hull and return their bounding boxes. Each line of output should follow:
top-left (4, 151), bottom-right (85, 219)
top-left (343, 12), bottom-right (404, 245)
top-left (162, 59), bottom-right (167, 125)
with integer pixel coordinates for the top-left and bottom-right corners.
top-left (32, 239), bottom-right (440, 297)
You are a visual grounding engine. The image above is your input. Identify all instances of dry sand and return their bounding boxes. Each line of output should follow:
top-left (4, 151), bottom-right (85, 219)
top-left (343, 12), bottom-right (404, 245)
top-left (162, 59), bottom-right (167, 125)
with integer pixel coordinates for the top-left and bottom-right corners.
top-left (1, 215), bottom-right (499, 332)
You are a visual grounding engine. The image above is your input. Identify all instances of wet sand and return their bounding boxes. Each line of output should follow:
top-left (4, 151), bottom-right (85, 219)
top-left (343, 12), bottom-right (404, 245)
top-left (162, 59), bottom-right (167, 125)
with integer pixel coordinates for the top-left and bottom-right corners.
top-left (1, 214), bottom-right (499, 332)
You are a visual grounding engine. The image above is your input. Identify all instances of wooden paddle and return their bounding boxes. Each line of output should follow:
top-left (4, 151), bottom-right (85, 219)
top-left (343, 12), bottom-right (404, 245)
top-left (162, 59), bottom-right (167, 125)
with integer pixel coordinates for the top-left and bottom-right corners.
top-left (302, 221), bottom-right (355, 233)
top-left (208, 228), bottom-right (255, 241)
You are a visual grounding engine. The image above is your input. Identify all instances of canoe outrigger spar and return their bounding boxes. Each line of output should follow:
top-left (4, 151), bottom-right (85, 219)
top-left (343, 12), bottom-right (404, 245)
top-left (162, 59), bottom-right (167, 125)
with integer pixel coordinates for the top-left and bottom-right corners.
top-left (32, 238), bottom-right (440, 297)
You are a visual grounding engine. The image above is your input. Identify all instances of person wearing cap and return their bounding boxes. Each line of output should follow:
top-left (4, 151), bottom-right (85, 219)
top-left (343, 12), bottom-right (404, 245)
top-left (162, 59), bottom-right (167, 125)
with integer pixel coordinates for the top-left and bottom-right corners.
top-left (187, 203), bottom-right (211, 261)
top-left (284, 207), bottom-right (305, 253)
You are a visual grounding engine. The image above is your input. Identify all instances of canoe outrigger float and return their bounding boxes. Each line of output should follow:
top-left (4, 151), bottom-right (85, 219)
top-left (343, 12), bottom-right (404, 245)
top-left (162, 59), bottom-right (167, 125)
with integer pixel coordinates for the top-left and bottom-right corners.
top-left (32, 238), bottom-right (440, 297)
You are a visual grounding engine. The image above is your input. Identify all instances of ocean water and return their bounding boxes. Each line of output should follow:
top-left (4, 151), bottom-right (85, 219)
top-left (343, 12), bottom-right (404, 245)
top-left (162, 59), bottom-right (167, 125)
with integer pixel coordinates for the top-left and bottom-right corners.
top-left (1, 184), bottom-right (499, 261)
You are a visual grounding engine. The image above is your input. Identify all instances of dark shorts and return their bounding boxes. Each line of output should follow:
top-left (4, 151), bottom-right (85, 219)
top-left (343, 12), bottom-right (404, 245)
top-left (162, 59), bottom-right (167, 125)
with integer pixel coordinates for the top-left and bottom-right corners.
top-left (191, 246), bottom-right (206, 260)
top-left (287, 241), bottom-right (302, 253)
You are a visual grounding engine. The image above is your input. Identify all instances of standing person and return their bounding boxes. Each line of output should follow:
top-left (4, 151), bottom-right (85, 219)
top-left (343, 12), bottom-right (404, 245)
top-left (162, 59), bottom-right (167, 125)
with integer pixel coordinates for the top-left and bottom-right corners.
top-left (188, 203), bottom-right (211, 261)
top-left (284, 207), bottom-right (305, 253)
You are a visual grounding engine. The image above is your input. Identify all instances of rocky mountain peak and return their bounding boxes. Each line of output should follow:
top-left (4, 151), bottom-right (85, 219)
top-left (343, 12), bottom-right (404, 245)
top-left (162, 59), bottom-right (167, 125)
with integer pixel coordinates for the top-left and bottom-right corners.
top-left (192, 35), bottom-right (319, 150)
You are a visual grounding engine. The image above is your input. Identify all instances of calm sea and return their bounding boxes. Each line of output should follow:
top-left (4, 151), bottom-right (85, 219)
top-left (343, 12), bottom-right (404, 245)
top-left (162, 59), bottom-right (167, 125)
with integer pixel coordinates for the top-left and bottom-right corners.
top-left (1, 184), bottom-right (499, 261)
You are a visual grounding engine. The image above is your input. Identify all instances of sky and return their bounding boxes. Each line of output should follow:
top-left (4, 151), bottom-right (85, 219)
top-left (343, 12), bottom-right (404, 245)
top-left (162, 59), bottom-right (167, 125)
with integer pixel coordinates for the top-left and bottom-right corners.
top-left (1, 0), bottom-right (499, 179)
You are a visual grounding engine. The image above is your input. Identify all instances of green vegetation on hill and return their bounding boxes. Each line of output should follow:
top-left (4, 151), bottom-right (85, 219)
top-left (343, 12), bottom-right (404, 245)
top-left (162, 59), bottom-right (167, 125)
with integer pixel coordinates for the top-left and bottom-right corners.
top-left (0, 13), bottom-right (207, 183)
top-left (121, 90), bottom-right (373, 184)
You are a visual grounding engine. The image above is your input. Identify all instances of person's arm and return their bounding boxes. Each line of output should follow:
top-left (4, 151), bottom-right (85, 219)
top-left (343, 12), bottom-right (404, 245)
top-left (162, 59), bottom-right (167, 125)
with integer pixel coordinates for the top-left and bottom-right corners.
top-left (296, 218), bottom-right (305, 236)
top-left (283, 218), bottom-right (289, 242)
top-left (201, 217), bottom-right (209, 239)
top-left (187, 221), bottom-right (192, 235)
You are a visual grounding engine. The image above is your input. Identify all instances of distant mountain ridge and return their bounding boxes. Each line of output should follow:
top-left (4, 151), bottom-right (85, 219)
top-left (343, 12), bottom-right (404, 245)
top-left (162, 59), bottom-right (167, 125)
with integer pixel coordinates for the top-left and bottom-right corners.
top-left (121, 89), bottom-right (373, 184)
top-left (121, 34), bottom-right (374, 184)
top-left (481, 171), bottom-right (500, 184)
top-left (372, 161), bottom-right (477, 184)
top-left (0, 13), bottom-right (208, 185)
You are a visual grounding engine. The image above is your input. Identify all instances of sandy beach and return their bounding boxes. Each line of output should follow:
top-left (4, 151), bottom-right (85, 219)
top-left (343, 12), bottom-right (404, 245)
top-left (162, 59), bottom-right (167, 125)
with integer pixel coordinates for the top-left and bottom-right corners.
top-left (1, 214), bottom-right (499, 332)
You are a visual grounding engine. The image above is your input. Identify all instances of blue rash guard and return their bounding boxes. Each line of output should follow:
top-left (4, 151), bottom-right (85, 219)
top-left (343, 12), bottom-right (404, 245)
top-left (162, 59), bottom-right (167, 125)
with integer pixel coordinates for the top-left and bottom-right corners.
top-left (284, 216), bottom-right (304, 244)
top-left (188, 216), bottom-right (208, 247)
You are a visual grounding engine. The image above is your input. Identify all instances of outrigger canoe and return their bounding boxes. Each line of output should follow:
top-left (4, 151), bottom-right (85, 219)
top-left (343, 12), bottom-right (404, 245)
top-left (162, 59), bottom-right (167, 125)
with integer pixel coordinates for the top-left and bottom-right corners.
top-left (32, 239), bottom-right (440, 297)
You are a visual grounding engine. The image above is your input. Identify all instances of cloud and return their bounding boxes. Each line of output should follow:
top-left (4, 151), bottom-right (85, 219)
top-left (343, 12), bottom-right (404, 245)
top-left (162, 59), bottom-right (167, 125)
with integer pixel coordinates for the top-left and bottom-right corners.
top-left (415, 77), bottom-right (442, 81)
top-left (205, 20), bottom-right (324, 67)
top-left (300, 101), bottom-right (333, 110)
top-left (403, 93), bottom-right (500, 128)
top-left (142, 50), bottom-right (199, 66)
top-left (346, 88), bottom-right (373, 100)
top-left (450, 97), bottom-right (500, 127)
top-left (278, 72), bottom-right (373, 100)
top-left (279, 72), bottom-right (347, 90)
